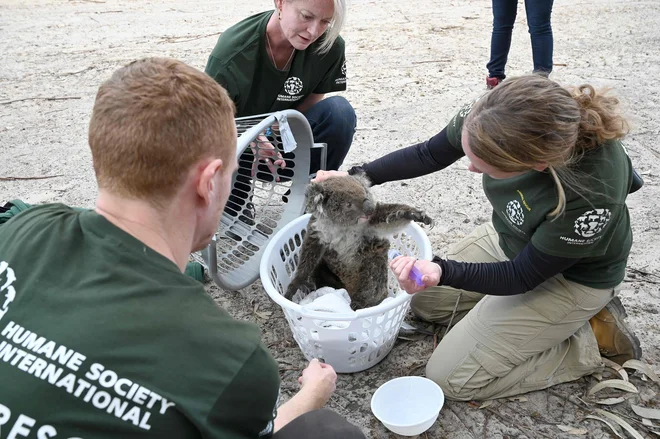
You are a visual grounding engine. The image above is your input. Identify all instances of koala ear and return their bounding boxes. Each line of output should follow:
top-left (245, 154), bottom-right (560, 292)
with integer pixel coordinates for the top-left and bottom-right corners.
top-left (351, 171), bottom-right (372, 190)
top-left (305, 182), bottom-right (325, 213)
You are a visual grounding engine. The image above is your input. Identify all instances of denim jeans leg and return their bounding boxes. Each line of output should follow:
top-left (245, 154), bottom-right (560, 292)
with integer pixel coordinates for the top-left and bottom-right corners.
top-left (525, 0), bottom-right (554, 74)
top-left (303, 96), bottom-right (356, 173)
top-left (487, 0), bottom-right (518, 79)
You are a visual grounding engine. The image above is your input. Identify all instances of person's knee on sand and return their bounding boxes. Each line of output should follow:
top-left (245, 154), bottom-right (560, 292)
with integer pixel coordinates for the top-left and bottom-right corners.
top-left (410, 289), bottom-right (470, 326)
top-left (305, 95), bottom-right (356, 172)
top-left (424, 338), bottom-right (495, 402)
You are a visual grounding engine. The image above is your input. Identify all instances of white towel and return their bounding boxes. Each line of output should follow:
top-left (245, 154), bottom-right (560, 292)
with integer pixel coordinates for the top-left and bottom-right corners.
top-left (292, 287), bottom-right (354, 329)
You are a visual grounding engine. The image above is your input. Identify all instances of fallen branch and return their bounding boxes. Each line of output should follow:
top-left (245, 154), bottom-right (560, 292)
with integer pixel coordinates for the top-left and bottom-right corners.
top-left (624, 278), bottom-right (660, 285)
top-left (564, 391), bottom-right (656, 434)
top-left (446, 404), bottom-right (478, 438)
top-left (627, 267), bottom-right (660, 280)
top-left (405, 361), bottom-right (426, 376)
top-left (412, 59), bottom-right (451, 65)
top-left (0, 175), bottom-right (64, 181)
top-left (548, 389), bottom-right (590, 411)
top-left (441, 292), bottom-right (462, 342)
top-left (159, 31), bottom-right (223, 44)
top-left (0, 96), bottom-right (81, 105)
top-left (59, 66), bottom-right (94, 76)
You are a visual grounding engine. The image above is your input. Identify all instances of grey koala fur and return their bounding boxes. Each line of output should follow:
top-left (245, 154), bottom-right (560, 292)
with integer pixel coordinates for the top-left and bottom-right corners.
top-left (285, 173), bottom-right (433, 310)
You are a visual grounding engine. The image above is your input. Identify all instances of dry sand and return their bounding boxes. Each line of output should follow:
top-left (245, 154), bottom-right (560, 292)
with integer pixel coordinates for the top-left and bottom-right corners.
top-left (1, 0), bottom-right (659, 437)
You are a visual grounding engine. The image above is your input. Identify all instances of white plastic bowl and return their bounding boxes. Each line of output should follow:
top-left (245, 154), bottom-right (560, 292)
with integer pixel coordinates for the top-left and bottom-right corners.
top-left (371, 376), bottom-right (445, 436)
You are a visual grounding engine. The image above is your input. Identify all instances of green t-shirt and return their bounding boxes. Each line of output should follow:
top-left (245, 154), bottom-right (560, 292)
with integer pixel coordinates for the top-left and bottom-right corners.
top-left (0, 205), bottom-right (280, 438)
top-left (205, 11), bottom-right (347, 117)
top-left (446, 103), bottom-right (633, 289)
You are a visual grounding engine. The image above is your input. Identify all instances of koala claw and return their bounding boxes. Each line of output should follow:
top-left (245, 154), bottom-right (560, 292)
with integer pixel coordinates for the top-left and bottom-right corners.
top-left (387, 209), bottom-right (433, 226)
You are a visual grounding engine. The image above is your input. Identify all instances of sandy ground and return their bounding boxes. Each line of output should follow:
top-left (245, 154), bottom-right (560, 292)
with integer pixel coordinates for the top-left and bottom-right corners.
top-left (1, 0), bottom-right (659, 437)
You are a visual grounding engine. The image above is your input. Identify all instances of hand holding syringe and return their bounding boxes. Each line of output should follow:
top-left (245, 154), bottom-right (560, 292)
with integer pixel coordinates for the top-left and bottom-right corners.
top-left (388, 249), bottom-right (442, 294)
top-left (388, 249), bottom-right (425, 286)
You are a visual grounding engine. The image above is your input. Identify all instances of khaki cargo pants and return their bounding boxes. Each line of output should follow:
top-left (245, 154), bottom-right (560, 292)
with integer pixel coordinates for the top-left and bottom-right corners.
top-left (412, 223), bottom-right (613, 401)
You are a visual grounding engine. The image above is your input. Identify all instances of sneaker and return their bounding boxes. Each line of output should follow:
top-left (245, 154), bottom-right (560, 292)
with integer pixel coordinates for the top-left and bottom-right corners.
top-left (486, 76), bottom-right (501, 90)
top-left (589, 297), bottom-right (642, 365)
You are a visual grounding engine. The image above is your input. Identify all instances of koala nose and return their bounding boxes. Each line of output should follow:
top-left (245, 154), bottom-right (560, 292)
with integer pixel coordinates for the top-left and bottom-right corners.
top-left (363, 200), bottom-right (375, 215)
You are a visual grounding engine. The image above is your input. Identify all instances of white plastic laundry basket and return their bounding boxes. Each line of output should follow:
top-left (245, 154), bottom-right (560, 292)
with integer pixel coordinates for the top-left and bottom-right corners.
top-left (259, 214), bottom-right (433, 373)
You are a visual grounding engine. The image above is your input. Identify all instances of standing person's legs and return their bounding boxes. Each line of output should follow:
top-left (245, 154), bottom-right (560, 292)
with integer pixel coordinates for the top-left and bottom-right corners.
top-left (272, 409), bottom-right (366, 439)
top-left (524, 0), bottom-right (554, 75)
top-left (303, 96), bottom-right (356, 174)
top-left (487, 0), bottom-right (519, 80)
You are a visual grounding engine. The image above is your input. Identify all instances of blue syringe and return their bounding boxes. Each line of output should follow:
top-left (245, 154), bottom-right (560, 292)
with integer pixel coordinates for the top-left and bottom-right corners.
top-left (388, 249), bottom-right (425, 286)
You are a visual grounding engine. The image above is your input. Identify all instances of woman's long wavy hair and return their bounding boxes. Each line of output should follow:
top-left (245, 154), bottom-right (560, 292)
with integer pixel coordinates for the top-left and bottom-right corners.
top-left (464, 74), bottom-right (629, 217)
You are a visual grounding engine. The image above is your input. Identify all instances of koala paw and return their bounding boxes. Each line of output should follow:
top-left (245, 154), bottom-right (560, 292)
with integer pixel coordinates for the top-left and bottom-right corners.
top-left (387, 208), bottom-right (434, 227)
top-left (285, 280), bottom-right (315, 301)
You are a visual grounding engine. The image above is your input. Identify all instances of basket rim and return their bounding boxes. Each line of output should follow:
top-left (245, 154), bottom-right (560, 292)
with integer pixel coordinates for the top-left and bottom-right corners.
top-left (259, 213), bottom-right (433, 320)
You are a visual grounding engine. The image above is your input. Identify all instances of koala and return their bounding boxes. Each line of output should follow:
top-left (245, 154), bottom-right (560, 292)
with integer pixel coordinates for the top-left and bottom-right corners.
top-left (285, 173), bottom-right (433, 310)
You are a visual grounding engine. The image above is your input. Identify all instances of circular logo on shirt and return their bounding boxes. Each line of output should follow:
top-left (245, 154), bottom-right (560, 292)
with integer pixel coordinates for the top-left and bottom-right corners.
top-left (284, 77), bottom-right (304, 95)
top-left (341, 60), bottom-right (347, 75)
top-left (506, 200), bottom-right (525, 226)
top-left (574, 208), bottom-right (611, 238)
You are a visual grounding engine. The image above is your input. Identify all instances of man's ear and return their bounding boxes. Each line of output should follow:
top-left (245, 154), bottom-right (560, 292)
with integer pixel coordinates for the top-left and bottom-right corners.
top-left (304, 182), bottom-right (325, 213)
top-left (197, 159), bottom-right (224, 206)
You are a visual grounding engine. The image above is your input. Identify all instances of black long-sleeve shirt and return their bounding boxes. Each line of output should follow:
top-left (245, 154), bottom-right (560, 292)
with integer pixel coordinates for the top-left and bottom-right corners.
top-left (348, 127), bottom-right (580, 296)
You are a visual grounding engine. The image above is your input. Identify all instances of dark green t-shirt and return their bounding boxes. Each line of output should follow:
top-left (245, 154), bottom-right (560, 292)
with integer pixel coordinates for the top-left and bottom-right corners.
top-left (0, 205), bottom-right (280, 438)
top-left (446, 103), bottom-right (633, 289)
top-left (205, 11), bottom-right (347, 117)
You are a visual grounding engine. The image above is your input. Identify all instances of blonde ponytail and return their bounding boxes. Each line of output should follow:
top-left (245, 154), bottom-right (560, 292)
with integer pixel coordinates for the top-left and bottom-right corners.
top-left (571, 85), bottom-right (629, 153)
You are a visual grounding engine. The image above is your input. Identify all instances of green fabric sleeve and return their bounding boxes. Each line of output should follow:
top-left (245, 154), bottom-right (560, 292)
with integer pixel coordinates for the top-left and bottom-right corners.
top-left (205, 56), bottom-right (241, 103)
top-left (206, 345), bottom-right (280, 438)
top-left (184, 261), bottom-right (206, 282)
top-left (445, 100), bottom-right (482, 149)
top-left (0, 200), bottom-right (33, 225)
top-left (313, 39), bottom-right (347, 94)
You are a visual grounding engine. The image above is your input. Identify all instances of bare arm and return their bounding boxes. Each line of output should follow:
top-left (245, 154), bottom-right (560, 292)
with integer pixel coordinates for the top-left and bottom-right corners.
top-left (273, 359), bottom-right (337, 432)
top-left (273, 387), bottom-right (326, 431)
top-left (296, 93), bottom-right (325, 114)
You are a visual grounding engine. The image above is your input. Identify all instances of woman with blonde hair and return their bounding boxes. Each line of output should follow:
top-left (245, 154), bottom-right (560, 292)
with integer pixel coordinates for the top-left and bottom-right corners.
top-left (205, 0), bottom-right (354, 183)
top-left (315, 74), bottom-right (643, 401)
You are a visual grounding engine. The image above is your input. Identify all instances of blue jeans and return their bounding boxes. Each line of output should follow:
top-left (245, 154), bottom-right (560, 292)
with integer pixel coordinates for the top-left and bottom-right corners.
top-left (487, 0), bottom-right (554, 79)
top-left (304, 95), bottom-right (356, 173)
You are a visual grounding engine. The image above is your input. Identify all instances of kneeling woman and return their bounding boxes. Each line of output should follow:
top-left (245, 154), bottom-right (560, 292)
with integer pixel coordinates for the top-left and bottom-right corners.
top-left (205, 0), bottom-right (355, 178)
top-left (316, 74), bottom-right (642, 401)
